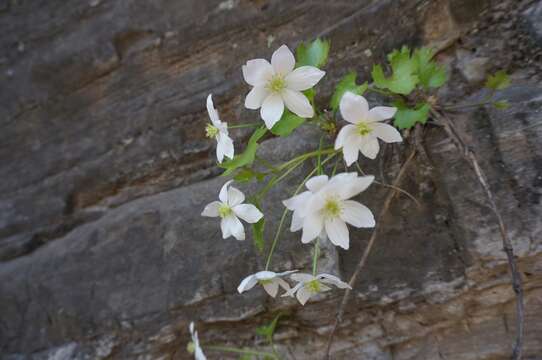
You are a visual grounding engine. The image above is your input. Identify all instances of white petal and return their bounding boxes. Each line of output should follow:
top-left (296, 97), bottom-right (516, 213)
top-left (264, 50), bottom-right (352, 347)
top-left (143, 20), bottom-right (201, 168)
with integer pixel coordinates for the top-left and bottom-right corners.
top-left (195, 347), bottom-right (206, 360)
top-left (340, 91), bottom-right (369, 124)
top-left (282, 89), bottom-right (314, 118)
top-left (325, 217), bottom-right (350, 250)
top-left (217, 133), bottom-right (234, 161)
top-left (227, 185), bottom-right (245, 206)
top-left (277, 269), bottom-right (299, 277)
top-left (237, 274), bottom-right (258, 293)
top-left (282, 282), bottom-right (303, 298)
top-left (305, 175), bottom-right (329, 192)
top-left (285, 66), bottom-right (325, 91)
top-left (261, 93), bottom-right (284, 129)
top-left (283, 191), bottom-right (312, 211)
top-left (233, 204), bottom-right (263, 223)
top-left (340, 200), bottom-right (375, 228)
top-left (301, 213), bottom-right (324, 243)
top-left (271, 44), bottom-right (295, 75)
top-left (254, 271), bottom-right (277, 280)
top-left (291, 273), bottom-right (316, 283)
top-left (220, 217), bottom-right (232, 238)
top-left (368, 106), bottom-right (397, 122)
top-left (342, 134), bottom-right (361, 166)
top-left (318, 274), bottom-right (351, 289)
top-left (223, 215), bottom-right (245, 240)
top-left (338, 175), bottom-right (374, 200)
top-left (296, 287), bottom-right (312, 305)
top-left (290, 211), bottom-right (303, 232)
top-left (334, 125), bottom-right (357, 150)
top-left (206, 94), bottom-right (220, 126)
top-left (242, 59), bottom-right (273, 87)
top-left (189, 322), bottom-right (195, 335)
top-left (262, 281), bottom-right (280, 297)
top-left (371, 122), bottom-right (402, 143)
top-left (360, 137), bottom-right (380, 159)
top-left (201, 201), bottom-right (221, 217)
top-left (244, 86), bottom-right (270, 110)
top-left (219, 180), bottom-right (233, 203)
top-left (276, 277), bottom-right (291, 292)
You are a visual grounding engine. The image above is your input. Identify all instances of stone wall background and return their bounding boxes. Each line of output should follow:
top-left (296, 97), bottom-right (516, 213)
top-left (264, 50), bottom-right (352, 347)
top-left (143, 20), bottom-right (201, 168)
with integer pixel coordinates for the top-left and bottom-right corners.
top-left (1, 0), bottom-right (541, 359)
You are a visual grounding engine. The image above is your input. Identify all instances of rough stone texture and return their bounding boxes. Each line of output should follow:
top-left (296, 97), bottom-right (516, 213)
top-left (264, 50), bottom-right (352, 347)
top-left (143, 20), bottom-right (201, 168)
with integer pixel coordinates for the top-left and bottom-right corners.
top-left (1, 0), bottom-right (541, 359)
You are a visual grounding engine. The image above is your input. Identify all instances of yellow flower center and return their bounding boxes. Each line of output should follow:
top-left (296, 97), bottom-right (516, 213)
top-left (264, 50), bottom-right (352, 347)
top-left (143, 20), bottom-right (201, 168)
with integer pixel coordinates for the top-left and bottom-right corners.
top-left (218, 203), bottom-right (233, 218)
top-left (187, 342), bottom-right (196, 354)
top-left (306, 280), bottom-right (322, 294)
top-left (356, 122), bottom-right (372, 136)
top-left (323, 198), bottom-right (342, 218)
top-left (205, 124), bottom-right (219, 139)
top-left (259, 279), bottom-right (273, 285)
top-left (267, 75), bottom-right (286, 93)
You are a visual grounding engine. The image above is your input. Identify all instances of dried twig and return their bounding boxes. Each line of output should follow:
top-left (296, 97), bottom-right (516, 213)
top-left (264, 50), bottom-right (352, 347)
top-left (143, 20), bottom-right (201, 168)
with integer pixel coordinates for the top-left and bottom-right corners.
top-left (432, 109), bottom-right (524, 360)
top-left (324, 140), bottom-right (418, 359)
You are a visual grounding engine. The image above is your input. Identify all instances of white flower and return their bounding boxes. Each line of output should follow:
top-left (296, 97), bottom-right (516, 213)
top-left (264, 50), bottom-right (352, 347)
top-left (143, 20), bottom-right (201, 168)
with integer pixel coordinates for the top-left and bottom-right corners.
top-left (188, 322), bottom-right (206, 360)
top-left (243, 44), bottom-right (326, 129)
top-left (282, 273), bottom-right (351, 305)
top-left (283, 173), bottom-right (375, 250)
top-left (237, 270), bottom-right (298, 297)
top-left (334, 91), bottom-right (402, 165)
top-left (201, 180), bottom-right (263, 240)
top-left (206, 94), bottom-right (234, 163)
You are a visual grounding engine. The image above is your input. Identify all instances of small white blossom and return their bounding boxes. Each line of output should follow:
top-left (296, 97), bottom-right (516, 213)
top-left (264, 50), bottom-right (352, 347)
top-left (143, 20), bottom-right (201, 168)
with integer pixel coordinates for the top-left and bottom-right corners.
top-left (282, 273), bottom-right (351, 305)
top-left (237, 270), bottom-right (298, 297)
top-left (243, 44), bottom-right (326, 129)
top-left (206, 94), bottom-right (234, 163)
top-left (335, 91), bottom-right (402, 165)
top-left (283, 173), bottom-right (375, 250)
top-left (201, 180), bottom-right (263, 240)
top-left (188, 322), bottom-right (206, 360)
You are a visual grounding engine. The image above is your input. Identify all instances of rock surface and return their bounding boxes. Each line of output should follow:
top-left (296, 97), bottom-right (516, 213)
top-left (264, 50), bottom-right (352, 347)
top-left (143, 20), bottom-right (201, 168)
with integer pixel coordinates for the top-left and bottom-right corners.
top-left (1, 0), bottom-right (541, 359)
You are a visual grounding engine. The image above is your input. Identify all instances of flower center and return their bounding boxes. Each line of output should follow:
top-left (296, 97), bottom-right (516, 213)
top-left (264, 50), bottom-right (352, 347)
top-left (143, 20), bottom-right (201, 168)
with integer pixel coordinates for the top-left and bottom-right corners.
top-left (218, 203), bottom-right (233, 218)
top-left (267, 75), bottom-right (286, 93)
top-left (323, 198), bottom-right (342, 218)
top-left (187, 342), bottom-right (196, 354)
top-left (259, 279), bottom-right (274, 285)
top-left (205, 124), bottom-right (219, 139)
top-left (306, 280), bottom-right (322, 294)
top-left (356, 122), bottom-right (372, 136)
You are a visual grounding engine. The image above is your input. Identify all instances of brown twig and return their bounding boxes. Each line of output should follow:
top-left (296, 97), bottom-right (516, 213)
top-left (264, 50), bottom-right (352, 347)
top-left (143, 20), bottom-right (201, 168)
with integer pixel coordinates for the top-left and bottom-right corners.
top-left (431, 109), bottom-right (524, 360)
top-left (324, 142), bottom-right (418, 359)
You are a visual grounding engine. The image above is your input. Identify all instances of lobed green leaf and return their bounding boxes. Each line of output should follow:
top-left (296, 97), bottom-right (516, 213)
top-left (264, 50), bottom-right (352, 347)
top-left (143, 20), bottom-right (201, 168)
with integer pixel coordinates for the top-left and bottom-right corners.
top-left (330, 71), bottom-right (368, 112)
top-left (295, 38), bottom-right (330, 69)
top-left (485, 70), bottom-right (510, 91)
top-left (270, 110), bottom-right (305, 136)
top-left (393, 101), bottom-right (430, 129)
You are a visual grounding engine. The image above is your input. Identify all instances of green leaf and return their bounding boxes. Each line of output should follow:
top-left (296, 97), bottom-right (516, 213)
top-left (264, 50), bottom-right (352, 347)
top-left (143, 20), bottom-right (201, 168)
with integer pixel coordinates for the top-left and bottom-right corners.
top-left (233, 168), bottom-right (266, 183)
top-left (256, 313), bottom-right (283, 344)
top-left (413, 47), bottom-right (447, 89)
top-left (329, 71), bottom-right (368, 112)
top-left (304, 88), bottom-right (316, 105)
top-left (220, 126), bottom-right (267, 176)
top-left (372, 46), bottom-right (418, 95)
top-left (485, 70), bottom-right (510, 90)
top-left (252, 217), bottom-right (265, 253)
top-left (493, 100), bottom-right (510, 110)
top-left (295, 38), bottom-right (330, 68)
top-left (393, 102), bottom-right (430, 129)
top-left (270, 110), bottom-right (305, 136)
top-left (239, 353), bottom-right (254, 360)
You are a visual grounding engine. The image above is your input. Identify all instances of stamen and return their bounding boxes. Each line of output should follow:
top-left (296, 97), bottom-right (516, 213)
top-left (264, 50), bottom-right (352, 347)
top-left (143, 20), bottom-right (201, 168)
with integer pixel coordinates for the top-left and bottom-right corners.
top-left (267, 75), bottom-right (286, 93)
top-left (205, 124), bottom-right (219, 139)
top-left (218, 203), bottom-right (233, 218)
top-left (323, 198), bottom-right (342, 218)
top-left (306, 280), bottom-right (322, 294)
top-left (356, 122), bottom-right (372, 136)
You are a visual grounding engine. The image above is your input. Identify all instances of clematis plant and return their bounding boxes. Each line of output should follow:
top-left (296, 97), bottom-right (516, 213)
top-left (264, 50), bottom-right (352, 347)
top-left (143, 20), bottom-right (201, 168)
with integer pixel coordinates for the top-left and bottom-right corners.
top-left (205, 94), bottom-right (234, 163)
top-left (283, 273), bottom-right (351, 306)
top-left (238, 270), bottom-right (298, 297)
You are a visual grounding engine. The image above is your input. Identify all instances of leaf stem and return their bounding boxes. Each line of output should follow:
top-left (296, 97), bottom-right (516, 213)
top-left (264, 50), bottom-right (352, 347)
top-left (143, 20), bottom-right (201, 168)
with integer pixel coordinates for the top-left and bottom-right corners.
top-left (206, 345), bottom-right (279, 359)
top-left (228, 123), bottom-right (261, 129)
top-left (312, 237), bottom-right (320, 276)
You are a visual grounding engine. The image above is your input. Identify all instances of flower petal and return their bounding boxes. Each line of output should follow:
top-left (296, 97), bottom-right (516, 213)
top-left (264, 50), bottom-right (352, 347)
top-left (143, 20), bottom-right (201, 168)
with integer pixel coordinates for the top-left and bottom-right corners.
top-left (282, 89), bottom-right (314, 118)
top-left (245, 86), bottom-right (270, 110)
top-left (340, 91), bottom-right (369, 124)
top-left (276, 277), bottom-right (292, 292)
top-left (334, 124), bottom-right (357, 150)
top-left (233, 204), bottom-right (263, 223)
top-left (306, 175), bottom-right (329, 192)
top-left (227, 185), bottom-right (245, 206)
top-left (324, 217), bottom-right (350, 250)
top-left (360, 137), bottom-right (380, 159)
top-left (237, 274), bottom-right (258, 293)
top-left (223, 215), bottom-right (245, 240)
top-left (340, 200), bottom-right (375, 228)
top-left (262, 281), bottom-right (280, 297)
top-left (296, 286), bottom-right (312, 305)
top-left (371, 122), bottom-right (402, 143)
top-left (217, 133), bottom-right (234, 162)
top-left (255, 271), bottom-right (277, 280)
top-left (219, 180), bottom-right (233, 203)
top-left (285, 66), bottom-right (326, 91)
top-left (206, 94), bottom-right (220, 126)
top-left (271, 44), bottom-right (295, 75)
top-left (220, 217), bottom-right (232, 238)
top-left (242, 59), bottom-right (273, 87)
top-left (301, 213), bottom-right (324, 243)
top-left (283, 191), bottom-right (312, 211)
top-left (342, 133), bottom-right (361, 166)
top-left (368, 106), bottom-right (397, 122)
top-left (282, 282), bottom-right (303, 298)
top-left (291, 211), bottom-right (304, 232)
top-left (261, 93), bottom-right (284, 129)
top-left (317, 274), bottom-right (352, 289)
top-left (201, 201), bottom-right (222, 217)
top-left (291, 273), bottom-right (316, 283)
top-left (337, 175), bottom-right (374, 200)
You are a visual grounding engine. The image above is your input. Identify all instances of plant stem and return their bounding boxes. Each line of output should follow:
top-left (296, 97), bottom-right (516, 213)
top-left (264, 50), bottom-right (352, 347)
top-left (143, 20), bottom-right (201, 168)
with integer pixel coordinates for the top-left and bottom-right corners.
top-left (312, 237), bottom-right (320, 276)
top-left (317, 136), bottom-right (324, 175)
top-left (207, 345), bottom-right (279, 359)
top-left (228, 123), bottom-right (260, 129)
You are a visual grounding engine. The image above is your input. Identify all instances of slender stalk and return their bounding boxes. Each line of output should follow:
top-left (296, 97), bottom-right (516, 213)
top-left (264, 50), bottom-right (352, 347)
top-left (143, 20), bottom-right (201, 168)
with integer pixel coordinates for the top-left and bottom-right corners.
top-left (207, 345), bottom-right (279, 359)
top-left (317, 136), bottom-right (324, 175)
top-left (312, 237), bottom-right (320, 276)
top-left (228, 123), bottom-right (260, 129)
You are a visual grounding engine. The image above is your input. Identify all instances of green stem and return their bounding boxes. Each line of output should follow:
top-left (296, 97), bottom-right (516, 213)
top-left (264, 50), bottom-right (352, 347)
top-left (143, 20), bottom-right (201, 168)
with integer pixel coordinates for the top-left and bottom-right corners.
top-left (438, 100), bottom-right (494, 110)
top-left (228, 123), bottom-right (260, 129)
top-left (206, 345), bottom-right (279, 359)
top-left (317, 136), bottom-right (324, 176)
top-left (276, 148), bottom-right (335, 172)
top-left (312, 237), bottom-right (320, 276)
